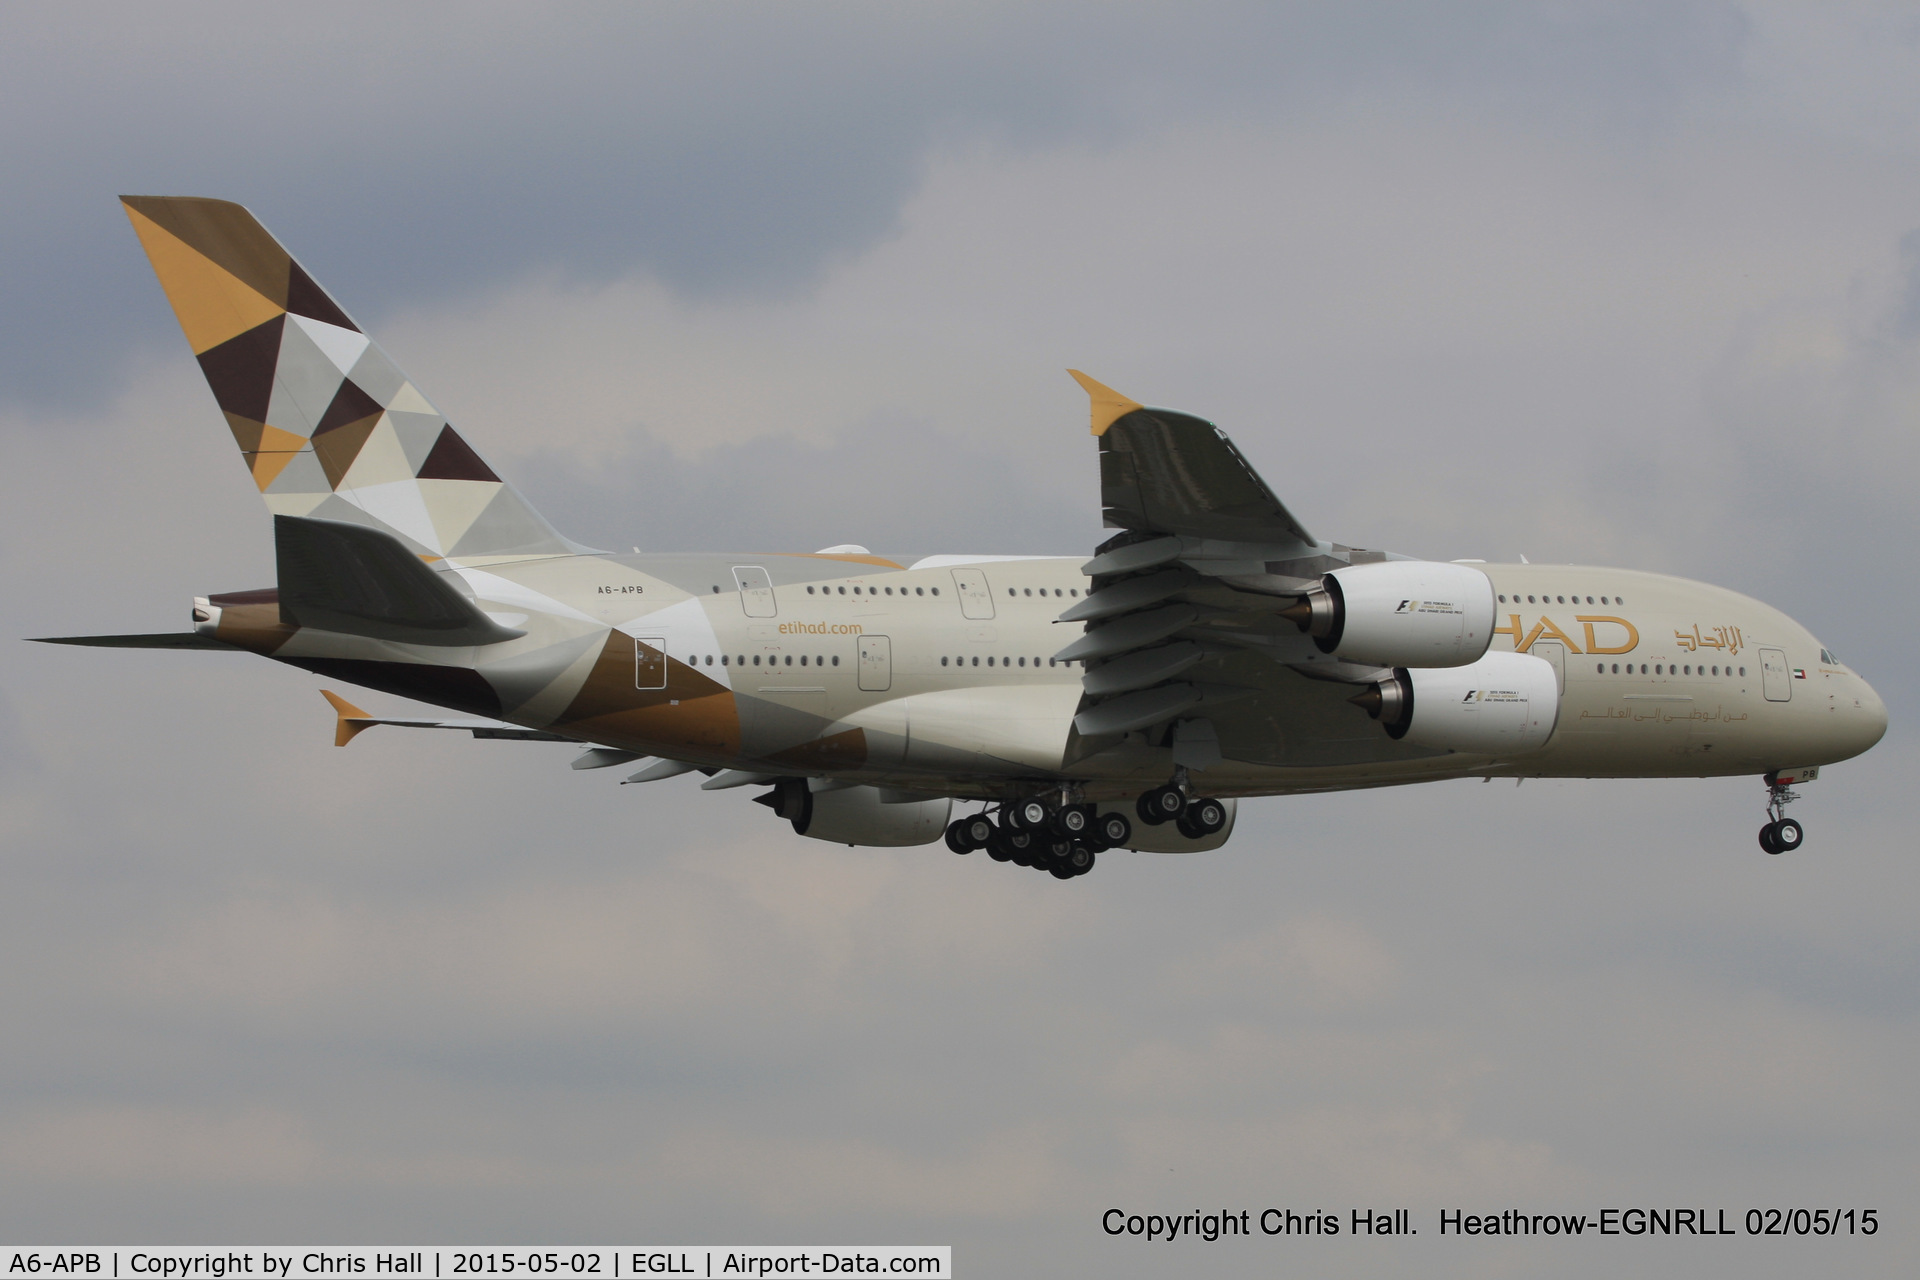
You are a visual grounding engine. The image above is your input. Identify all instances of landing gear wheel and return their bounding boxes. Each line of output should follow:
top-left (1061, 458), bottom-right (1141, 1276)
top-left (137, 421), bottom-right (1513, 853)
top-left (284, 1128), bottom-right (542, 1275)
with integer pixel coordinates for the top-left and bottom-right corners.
top-left (1064, 843), bottom-right (1095, 875)
top-left (1012, 797), bottom-right (1050, 831)
top-left (1758, 775), bottom-right (1807, 855)
top-left (1002, 829), bottom-right (1038, 866)
top-left (1048, 863), bottom-right (1077, 880)
top-left (1176, 797), bottom-right (1227, 839)
top-left (1045, 838), bottom-right (1075, 863)
top-left (944, 820), bottom-right (973, 855)
top-left (962, 814), bottom-right (996, 849)
top-left (985, 833), bottom-right (1014, 862)
top-left (1053, 804), bottom-right (1092, 838)
top-left (1136, 786), bottom-right (1185, 826)
top-left (1096, 812), bottom-right (1133, 848)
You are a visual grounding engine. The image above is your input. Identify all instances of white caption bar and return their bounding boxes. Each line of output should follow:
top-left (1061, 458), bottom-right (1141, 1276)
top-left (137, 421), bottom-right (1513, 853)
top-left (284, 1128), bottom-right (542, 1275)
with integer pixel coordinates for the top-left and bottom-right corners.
top-left (0, 1250), bottom-right (951, 1280)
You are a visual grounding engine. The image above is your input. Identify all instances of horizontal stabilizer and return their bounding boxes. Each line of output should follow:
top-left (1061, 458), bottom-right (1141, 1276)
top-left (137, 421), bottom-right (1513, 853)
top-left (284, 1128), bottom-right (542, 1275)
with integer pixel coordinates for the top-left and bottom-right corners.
top-left (29, 632), bottom-right (236, 650)
top-left (321, 688), bottom-right (570, 746)
top-left (277, 515), bottom-right (525, 646)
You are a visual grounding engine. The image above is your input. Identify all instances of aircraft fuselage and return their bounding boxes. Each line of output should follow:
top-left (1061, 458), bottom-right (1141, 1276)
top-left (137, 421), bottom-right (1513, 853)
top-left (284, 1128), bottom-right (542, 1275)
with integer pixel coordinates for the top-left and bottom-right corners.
top-left (197, 551), bottom-right (1888, 801)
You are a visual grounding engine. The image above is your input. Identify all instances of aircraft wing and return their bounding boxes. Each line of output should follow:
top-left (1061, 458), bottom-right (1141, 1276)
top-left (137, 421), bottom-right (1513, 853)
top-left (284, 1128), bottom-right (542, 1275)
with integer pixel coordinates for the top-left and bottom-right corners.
top-left (1059, 373), bottom-right (1435, 772)
top-left (1072, 370), bottom-right (1313, 545)
top-left (320, 689), bottom-right (571, 745)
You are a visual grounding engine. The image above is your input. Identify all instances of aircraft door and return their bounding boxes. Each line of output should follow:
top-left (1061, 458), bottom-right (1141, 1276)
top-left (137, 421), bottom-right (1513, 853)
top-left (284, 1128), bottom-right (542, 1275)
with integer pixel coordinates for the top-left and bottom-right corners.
top-left (635, 636), bottom-right (667, 690)
top-left (733, 565), bottom-right (777, 618)
top-left (858, 635), bottom-right (892, 691)
top-left (1759, 647), bottom-right (1791, 701)
top-left (1531, 641), bottom-right (1567, 696)
top-left (951, 568), bottom-right (995, 619)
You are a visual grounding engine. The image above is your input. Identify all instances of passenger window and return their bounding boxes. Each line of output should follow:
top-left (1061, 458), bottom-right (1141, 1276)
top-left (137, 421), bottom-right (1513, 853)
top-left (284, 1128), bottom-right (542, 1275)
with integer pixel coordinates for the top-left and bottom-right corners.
top-left (832, 656), bottom-right (840, 666)
top-left (942, 657), bottom-right (949, 666)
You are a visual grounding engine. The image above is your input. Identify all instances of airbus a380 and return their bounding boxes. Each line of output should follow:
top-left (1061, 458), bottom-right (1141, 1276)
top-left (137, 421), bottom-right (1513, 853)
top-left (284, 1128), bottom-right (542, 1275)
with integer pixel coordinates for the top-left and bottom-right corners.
top-left (38, 197), bottom-right (1888, 880)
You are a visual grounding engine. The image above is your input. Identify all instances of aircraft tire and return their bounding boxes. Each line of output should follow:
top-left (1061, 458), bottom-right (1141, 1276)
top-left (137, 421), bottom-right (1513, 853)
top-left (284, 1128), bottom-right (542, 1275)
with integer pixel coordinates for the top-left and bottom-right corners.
top-left (1048, 863), bottom-right (1076, 880)
top-left (1758, 823), bottom-right (1781, 854)
top-left (1097, 812), bottom-right (1132, 848)
top-left (962, 814), bottom-right (997, 848)
top-left (944, 821), bottom-right (973, 854)
top-left (1137, 786), bottom-right (1184, 825)
top-left (1773, 817), bottom-right (1803, 851)
top-left (1185, 797), bottom-right (1228, 836)
top-left (1014, 797), bottom-right (1051, 830)
top-left (1053, 804), bottom-right (1091, 837)
top-left (986, 834), bottom-right (1014, 862)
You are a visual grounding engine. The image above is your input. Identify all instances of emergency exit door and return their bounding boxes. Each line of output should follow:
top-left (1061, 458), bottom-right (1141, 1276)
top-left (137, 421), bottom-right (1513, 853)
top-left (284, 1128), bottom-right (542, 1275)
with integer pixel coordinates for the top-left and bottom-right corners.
top-left (950, 568), bottom-right (995, 619)
top-left (733, 565), bottom-right (776, 617)
top-left (1759, 647), bottom-right (1791, 701)
top-left (635, 637), bottom-right (667, 690)
top-left (858, 635), bottom-right (892, 691)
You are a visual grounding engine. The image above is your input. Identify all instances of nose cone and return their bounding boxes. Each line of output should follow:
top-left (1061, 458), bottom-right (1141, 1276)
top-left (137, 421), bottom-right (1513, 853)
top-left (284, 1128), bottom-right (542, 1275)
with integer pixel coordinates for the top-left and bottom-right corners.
top-left (1850, 674), bottom-right (1890, 759)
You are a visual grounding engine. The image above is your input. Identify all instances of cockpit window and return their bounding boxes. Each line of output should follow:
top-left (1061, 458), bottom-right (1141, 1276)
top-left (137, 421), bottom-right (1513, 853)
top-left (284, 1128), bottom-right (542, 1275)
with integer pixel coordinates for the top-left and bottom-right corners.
top-left (1819, 648), bottom-right (1838, 665)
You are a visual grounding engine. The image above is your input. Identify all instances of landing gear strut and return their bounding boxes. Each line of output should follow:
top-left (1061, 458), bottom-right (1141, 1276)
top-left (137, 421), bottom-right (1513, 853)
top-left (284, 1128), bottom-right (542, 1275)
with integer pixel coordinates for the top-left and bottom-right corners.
top-left (1758, 778), bottom-right (1804, 855)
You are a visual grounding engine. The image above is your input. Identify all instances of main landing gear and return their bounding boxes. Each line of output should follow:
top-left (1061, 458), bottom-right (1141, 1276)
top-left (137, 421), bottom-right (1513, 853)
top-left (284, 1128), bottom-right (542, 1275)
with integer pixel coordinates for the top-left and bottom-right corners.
top-left (1758, 776), bottom-right (1805, 855)
top-left (1134, 771), bottom-right (1228, 840)
top-left (943, 795), bottom-right (1132, 880)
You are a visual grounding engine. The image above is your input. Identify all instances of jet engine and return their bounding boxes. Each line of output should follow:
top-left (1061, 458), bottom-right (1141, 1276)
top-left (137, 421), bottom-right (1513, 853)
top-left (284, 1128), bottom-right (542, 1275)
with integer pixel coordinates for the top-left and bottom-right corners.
top-left (765, 780), bottom-right (951, 847)
top-left (1284, 561), bottom-right (1495, 668)
top-left (1351, 650), bottom-right (1559, 754)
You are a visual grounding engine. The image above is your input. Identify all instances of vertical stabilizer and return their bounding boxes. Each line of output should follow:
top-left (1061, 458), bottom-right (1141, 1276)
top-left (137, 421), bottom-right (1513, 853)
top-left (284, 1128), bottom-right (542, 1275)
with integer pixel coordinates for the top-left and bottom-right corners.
top-left (121, 196), bottom-right (581, 562)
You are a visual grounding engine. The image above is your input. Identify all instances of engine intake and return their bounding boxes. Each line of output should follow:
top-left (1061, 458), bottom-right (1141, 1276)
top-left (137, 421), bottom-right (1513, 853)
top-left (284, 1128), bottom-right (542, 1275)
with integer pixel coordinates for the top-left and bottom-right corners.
top-left (1284, 560), bottom-right (1495, 668)
top-left (1351, 650), bottom-right (1559, 754)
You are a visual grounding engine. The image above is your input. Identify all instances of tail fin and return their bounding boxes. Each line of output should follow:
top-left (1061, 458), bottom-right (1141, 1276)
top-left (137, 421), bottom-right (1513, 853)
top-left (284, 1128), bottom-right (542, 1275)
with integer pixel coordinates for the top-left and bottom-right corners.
top-left (120, 196), bottom-right (581, 562)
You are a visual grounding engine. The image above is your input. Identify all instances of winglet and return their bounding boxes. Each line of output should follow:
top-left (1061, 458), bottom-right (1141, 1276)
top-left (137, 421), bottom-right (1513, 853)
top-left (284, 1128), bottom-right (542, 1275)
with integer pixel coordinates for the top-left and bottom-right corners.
top-left (1067, 370), bottom-right (1143, 436)
top-left (320, 689), bottom-right (375, 747)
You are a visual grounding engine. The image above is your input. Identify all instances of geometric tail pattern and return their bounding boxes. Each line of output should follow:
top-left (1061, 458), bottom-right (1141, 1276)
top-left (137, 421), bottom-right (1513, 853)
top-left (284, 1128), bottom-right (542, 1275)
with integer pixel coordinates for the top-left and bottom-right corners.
top-left (121, 196), bottom-right (581, 562)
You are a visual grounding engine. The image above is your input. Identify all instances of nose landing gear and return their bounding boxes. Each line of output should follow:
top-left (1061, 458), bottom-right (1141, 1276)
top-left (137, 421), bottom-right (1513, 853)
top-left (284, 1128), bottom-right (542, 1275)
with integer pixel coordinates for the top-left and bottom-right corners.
top-left (1758, 775), bottom-right (1805, 855)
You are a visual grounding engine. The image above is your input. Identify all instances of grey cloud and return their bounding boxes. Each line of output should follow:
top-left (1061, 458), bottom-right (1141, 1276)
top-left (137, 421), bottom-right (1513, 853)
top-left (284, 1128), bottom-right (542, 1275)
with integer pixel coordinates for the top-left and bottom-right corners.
top-left (2, 1), bottom-right (1755, 410)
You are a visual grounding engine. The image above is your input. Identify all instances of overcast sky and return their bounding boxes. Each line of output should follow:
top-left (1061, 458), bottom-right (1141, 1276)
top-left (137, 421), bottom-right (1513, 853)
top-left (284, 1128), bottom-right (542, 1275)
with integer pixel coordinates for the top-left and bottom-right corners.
top-left (2, 3), bottom-right (1917, 1275)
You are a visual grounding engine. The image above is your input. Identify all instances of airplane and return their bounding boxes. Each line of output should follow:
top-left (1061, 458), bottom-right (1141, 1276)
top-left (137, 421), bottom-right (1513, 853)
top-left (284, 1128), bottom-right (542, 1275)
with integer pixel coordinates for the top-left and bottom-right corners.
top-left (33, 196), bottom-right (1889, 880)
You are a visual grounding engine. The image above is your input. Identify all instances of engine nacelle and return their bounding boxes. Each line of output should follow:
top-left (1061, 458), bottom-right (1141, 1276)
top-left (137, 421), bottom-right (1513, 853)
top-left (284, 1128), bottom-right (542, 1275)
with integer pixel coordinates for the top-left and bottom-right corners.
top-left (770, 780), bottom-right (951, 847)
top-left (1353, 650), bottom-right (1559, 755)
top-left (1286, 560), bottom-right (1495, 668)
top-left (1095, 799), bottom-right (1237, 852)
